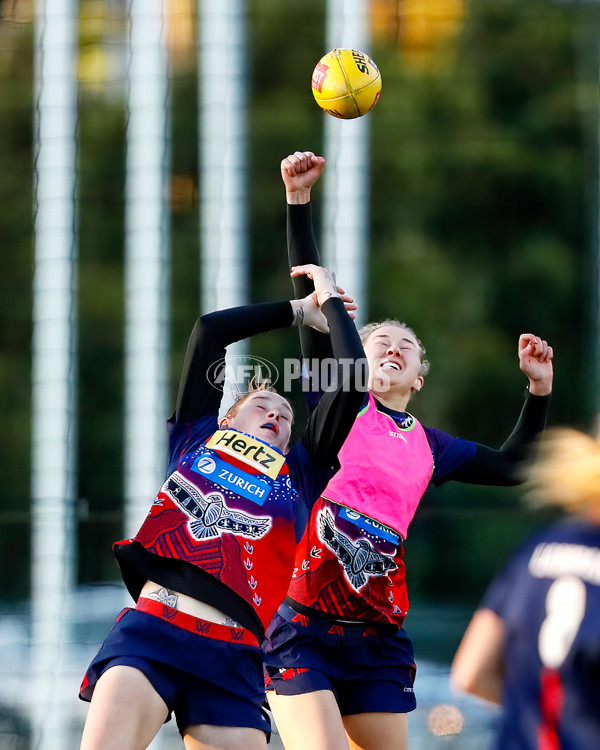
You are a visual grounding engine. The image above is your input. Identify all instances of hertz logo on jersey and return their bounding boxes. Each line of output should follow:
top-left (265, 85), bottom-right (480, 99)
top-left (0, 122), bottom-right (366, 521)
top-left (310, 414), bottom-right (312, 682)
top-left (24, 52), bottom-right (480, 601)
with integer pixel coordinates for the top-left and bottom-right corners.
top-left (205, 430), bottom-right (286, 479)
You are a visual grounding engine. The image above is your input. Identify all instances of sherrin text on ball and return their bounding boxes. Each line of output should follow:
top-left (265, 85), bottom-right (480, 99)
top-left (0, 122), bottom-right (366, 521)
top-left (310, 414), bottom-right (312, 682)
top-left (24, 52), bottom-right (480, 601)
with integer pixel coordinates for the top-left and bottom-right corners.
top-left (311, 48), bottom-right (382, 120)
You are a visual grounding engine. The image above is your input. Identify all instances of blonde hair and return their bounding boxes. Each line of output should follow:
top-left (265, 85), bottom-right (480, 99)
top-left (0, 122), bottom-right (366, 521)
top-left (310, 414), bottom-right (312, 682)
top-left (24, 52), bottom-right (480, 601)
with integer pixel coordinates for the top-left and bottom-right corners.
top-left (527, 428), bottom-right (600, 519)
top-left (359, 319), bottom-right (430, 378)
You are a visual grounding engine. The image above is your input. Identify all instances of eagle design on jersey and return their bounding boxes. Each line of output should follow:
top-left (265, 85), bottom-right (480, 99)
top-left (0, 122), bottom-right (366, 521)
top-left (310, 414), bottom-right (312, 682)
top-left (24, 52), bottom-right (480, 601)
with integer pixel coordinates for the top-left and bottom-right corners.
top-left (318, 508), bottom-right (397, 590)
top-left (164, 473), bottom-right (271, 540)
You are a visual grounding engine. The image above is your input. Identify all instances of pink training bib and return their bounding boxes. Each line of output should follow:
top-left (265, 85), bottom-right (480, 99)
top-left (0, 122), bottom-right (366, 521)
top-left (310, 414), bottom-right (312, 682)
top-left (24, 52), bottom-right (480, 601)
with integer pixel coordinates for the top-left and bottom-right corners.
top-left (322, 393), bottom-right (434, 539)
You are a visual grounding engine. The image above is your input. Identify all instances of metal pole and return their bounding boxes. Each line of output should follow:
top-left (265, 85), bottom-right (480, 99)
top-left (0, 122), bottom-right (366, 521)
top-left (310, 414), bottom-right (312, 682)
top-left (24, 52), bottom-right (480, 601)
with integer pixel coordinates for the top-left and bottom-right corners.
top-left (31, 0), bottom-right (78, 746)
top-left (124, 0), bottom-right (171, 538)
top-left (323, 0), bottom-right (371, 327)
top-left (198, 0), bottom-right (248, 413)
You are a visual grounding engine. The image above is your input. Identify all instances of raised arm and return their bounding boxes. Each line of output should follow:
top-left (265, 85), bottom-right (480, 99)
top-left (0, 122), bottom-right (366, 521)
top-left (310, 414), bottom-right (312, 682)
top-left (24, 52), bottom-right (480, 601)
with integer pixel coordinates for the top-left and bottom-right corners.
top-left (291, 264), bottom-right (368, 466)
top-left (446, 334), bottom-right (554, 485)
top-left (282, 151), bottom-right (334, 363)
top-left (174, 301), bottom-right (297, 424)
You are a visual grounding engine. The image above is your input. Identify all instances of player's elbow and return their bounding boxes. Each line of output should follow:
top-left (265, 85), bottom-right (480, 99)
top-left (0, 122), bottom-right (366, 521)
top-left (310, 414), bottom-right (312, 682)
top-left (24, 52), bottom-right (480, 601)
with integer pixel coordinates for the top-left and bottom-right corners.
top-left (195, 312), bottom-right (226, 347)
top-left (450, 663), bottom-right (479, 697)
top-left (451, 609), bottom-right (505, 704)
top-left (453, 658), bottom-right (504, 707)
top-left (453, 669), bottom-right (503, 705)
top-left (197, 312), bottom-right (219, 334)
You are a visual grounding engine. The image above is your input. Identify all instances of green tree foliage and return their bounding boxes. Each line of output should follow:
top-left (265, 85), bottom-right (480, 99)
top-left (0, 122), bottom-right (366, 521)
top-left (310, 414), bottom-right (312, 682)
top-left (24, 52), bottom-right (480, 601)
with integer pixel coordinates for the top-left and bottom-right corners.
top-left (77, 85), bottom-right (127, 583)
top-left (248, 0), bottom-right (598, 614)
top-left (0, 25), bottom-right (33, 600)
top-left (0, 0), bottom-right (597, 611)
top-left (370, 0), bottom-right (593, 439)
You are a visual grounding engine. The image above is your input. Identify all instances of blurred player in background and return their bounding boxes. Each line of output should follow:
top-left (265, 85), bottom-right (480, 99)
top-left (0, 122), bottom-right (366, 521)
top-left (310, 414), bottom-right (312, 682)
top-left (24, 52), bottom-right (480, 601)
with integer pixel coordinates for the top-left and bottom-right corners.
top-left (262, 151), bottom-right (554, 750)
top-left (79, 263), bottom-right (367, 750)
top-left (451, 426), bottom-right (600, 750)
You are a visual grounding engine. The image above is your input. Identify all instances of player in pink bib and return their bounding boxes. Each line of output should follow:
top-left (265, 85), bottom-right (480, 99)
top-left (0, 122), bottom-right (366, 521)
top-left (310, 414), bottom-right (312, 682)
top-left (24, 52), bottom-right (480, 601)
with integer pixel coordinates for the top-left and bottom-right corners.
top-left (262, 152), bottom-right (554, 750)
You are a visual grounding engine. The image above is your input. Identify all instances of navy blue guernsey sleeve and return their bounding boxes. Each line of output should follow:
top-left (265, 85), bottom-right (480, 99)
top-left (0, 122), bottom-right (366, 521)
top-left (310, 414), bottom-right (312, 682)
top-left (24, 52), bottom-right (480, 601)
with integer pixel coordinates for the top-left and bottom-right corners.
top-left (481, 552), bottom-right (522, 617)
top-left (166, 416), bottom-right (217, 476)
top-left (426, 427), bottom-right (477, 484)
top-left (286, 441), bottom-right (336, 540)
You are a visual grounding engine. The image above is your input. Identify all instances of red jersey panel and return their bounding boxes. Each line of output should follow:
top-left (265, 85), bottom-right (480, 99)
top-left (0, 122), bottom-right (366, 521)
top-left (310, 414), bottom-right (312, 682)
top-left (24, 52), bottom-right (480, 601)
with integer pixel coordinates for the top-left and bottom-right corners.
top-left (287, 497), bottom-right (409, 626)
top-left (116, 429), bottom-right (300, 631)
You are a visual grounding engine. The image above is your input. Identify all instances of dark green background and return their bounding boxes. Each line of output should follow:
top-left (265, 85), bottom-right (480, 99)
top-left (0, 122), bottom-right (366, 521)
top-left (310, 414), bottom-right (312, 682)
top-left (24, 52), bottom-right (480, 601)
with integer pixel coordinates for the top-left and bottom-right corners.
top-left (1, 0), bottom-right (597, 659)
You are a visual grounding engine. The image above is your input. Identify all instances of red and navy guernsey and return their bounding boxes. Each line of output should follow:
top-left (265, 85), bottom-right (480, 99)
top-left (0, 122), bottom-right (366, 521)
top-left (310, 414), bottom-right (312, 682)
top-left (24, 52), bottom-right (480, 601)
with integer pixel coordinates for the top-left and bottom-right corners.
top-left (483, 518), bottom-right (600, 750)
top-left (114, 298), bottom-right (367, 642)
top-left (278, 203), bottom-right (551, 630)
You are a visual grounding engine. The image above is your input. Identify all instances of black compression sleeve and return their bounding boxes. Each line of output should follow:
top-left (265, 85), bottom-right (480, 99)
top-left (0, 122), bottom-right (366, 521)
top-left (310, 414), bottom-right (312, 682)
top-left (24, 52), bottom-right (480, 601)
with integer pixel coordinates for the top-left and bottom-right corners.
top-left (301, 296), bottom-right (368, 465)
top-left (447, 391), bottom-right (551, 486)
top-left (287, 203), bottom-right (334, 362)
top-left (174, 301), bottom-right (294, 424)
top-left (288, 203), bottom-right (320, 292)
top-left (500, 389), bottom-right (551, 453)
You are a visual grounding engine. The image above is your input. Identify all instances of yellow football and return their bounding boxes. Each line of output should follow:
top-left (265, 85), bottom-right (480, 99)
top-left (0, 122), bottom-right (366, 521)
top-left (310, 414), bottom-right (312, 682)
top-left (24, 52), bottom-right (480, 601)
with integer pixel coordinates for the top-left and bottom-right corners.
top-left (311, 48), bottom-right (382, 120)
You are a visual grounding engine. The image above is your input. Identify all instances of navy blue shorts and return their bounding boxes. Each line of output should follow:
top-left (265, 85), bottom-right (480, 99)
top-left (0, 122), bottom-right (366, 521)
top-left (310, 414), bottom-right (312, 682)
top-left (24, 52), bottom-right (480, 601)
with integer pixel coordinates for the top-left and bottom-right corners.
top-left (80, 598), bottom-right (270, 736)
top-left (262, 604), bottom-right (416, 715)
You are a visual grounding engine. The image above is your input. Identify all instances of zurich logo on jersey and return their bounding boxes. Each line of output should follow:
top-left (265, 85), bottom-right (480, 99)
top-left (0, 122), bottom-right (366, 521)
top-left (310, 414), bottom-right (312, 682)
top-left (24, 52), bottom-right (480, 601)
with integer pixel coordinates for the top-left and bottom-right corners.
top-left (197, 456), bottom-right (216, 475)
top-left (191, 452), bottom-right (272, 505)
top-left (339, 506), bottom-right (400, 545)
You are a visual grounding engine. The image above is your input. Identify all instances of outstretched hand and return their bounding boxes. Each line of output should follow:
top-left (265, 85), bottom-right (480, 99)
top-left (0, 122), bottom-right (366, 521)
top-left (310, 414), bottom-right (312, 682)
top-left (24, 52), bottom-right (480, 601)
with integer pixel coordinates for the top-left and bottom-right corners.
top-left (518, 334), bottom-right (553, 396)
top-left (291, 264), bottom-right (357, 333)
top-left (281, 151), bottom-right (325, 205)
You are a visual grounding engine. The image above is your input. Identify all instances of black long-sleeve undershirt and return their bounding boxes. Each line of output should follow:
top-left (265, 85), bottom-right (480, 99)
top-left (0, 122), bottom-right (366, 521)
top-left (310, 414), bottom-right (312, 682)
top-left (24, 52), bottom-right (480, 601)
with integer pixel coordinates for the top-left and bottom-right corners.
top-left (444, 391), bottom-right (550, 486)
top-left (287, 202), bottom-right (334, 363)
top-left (175, 300), bottom-right (294, 424)
top-left (174, 297), bottom-right (367, 468)
top-left (287, 201), bottom-right (550, 486)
